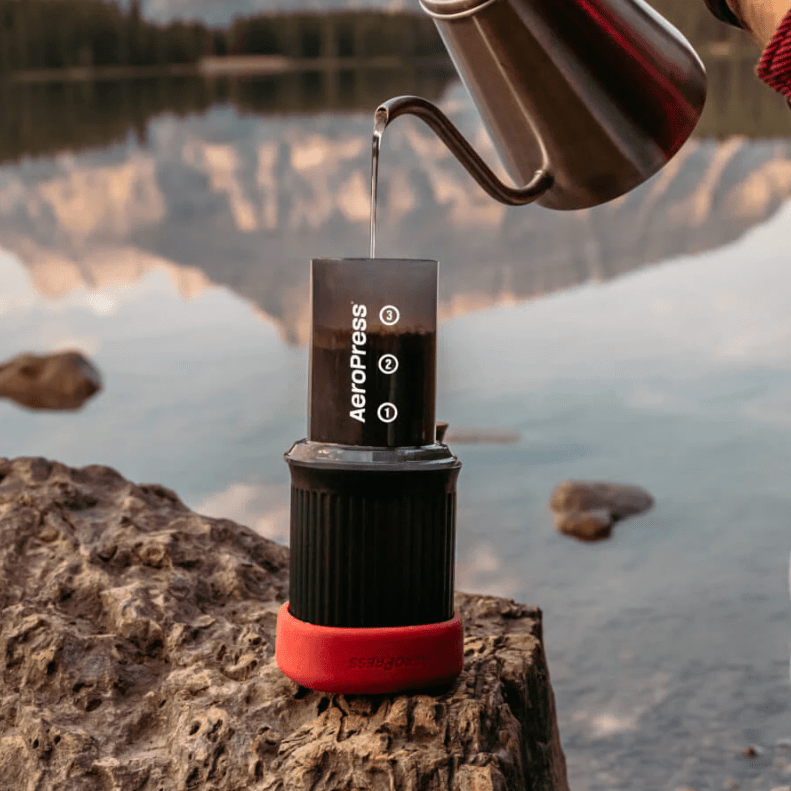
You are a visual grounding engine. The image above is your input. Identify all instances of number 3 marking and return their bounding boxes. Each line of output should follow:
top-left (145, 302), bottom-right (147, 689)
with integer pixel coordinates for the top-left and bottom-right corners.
top-left (379, 305), bottom-right (400, 326)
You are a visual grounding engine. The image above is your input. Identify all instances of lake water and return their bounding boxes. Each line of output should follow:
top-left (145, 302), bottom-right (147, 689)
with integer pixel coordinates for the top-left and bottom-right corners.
top-left (2, 53), bottom-right (791, 790)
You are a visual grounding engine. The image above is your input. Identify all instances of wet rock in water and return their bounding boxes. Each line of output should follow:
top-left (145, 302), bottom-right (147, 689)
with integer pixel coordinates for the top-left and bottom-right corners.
top-left (436, 422), bottom-right (520, 445)
top-left (0, 456), bottom-right (570, 791)
top-left (550, 480), bottom-right (654, 518)
top-left (445, 429), bottom-right (521, 445)
top-left (553, 509), bottom-right (614, 542)
top-left (549, 481), bottom-right (654, 542)
top-left (0, 351), bottom-right (102, 410)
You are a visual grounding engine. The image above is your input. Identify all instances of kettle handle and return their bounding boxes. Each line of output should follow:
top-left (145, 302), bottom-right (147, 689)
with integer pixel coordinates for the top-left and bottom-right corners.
top-left (375, 95), bottom-right (553, 207)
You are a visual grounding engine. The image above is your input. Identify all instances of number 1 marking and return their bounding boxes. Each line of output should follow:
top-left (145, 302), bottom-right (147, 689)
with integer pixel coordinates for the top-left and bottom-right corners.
top-left (377, 402), bottom-right (398, 423)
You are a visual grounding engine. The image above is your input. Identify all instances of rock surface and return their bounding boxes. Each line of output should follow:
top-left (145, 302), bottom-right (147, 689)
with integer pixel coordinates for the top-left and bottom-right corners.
top-left (0, 456), bottom-right (569, 791)
top-left (549, 481), bottom-right (654, 542)
top-left (0, 351), bottom-right (102, 411)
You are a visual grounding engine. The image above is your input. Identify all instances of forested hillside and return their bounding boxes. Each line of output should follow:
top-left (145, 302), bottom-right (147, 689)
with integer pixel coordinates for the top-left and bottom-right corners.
top-left (0, 0), bottom-right (442, 73)
top-left (0, 0), bottom-right (209, 72)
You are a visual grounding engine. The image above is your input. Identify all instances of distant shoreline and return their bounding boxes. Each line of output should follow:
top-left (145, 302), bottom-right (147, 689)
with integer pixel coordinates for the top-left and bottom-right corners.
top-left (2, 54), bottom-right (454, 85)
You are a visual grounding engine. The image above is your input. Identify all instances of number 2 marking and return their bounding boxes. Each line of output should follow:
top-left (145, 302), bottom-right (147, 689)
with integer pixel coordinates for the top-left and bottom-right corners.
top-left (378, 354), bottom-right (399, 374)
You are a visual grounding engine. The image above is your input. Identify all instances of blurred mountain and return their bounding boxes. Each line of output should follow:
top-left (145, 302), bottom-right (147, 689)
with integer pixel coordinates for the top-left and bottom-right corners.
top-left (133, 0), bottom-right (721, 26)
top-left (131, 0), bottom-right (407, 25)
top-left (131, 0), bottom-right (746, 31)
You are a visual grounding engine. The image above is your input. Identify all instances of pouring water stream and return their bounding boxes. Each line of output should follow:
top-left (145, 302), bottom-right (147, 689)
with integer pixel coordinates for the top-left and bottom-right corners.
top-left (369, 108), bottom-right (387, 259)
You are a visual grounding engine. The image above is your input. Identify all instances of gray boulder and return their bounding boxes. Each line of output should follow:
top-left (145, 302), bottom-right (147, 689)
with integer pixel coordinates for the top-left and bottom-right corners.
top-left (0, 456), bottom-right (569, 791)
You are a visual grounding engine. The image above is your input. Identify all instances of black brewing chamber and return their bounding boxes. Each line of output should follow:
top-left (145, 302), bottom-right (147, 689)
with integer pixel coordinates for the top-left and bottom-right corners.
top-left (285, 258), bottom-right (460, 629)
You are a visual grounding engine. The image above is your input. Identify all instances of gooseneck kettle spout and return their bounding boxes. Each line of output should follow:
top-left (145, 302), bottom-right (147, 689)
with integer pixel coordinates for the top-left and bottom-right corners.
top-left (381, 0), bottom-right (707, 211)
top-left (375, 96), bottom-right (554, 206)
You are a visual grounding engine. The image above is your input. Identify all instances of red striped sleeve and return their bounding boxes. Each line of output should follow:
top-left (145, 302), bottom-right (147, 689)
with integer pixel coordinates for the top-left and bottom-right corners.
top-left (757, 7), bottom-right (791, 99)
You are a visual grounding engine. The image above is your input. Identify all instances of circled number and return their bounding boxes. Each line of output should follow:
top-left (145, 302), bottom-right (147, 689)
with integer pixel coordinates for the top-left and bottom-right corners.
top-left (378, 354), bottom-right (399, 375)
top-left (377, 402), bottom-right (398, 423)
top-left (379, 305), bottom-right (400, 326)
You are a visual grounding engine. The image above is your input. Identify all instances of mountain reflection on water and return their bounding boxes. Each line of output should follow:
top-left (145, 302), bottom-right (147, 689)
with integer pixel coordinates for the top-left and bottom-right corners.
top-left (3, 78), bottom-right (791, 346)
top-left (2, 35), bottom-right (791, 791)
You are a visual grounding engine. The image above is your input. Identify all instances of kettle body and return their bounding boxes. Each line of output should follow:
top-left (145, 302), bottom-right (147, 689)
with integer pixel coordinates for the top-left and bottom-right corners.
top-left (417, 0), bottom-right (707, 210)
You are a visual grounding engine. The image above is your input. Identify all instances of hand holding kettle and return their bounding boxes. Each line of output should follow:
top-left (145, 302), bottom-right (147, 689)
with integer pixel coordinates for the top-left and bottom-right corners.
top-left (706, 0), bottom-right (791, 99)
top-left (705, 0), bottom-right (791, 46)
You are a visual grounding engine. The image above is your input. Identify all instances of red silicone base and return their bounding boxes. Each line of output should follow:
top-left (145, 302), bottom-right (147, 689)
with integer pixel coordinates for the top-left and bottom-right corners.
top-left (275, 604), bottom-right (464, 694)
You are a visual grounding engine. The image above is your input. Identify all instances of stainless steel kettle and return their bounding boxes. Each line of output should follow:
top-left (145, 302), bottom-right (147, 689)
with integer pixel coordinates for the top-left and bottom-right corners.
top-left (377, 0), bottom-right (707, 210)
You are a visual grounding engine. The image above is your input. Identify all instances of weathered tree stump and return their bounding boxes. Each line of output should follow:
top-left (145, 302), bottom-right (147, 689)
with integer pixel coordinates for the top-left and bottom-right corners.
top-left (0, 456), bottom-right (569, 791)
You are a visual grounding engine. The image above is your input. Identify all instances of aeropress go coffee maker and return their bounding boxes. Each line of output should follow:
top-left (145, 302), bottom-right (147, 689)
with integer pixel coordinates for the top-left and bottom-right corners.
top-left (276, 0), bottom-right (707, 694)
